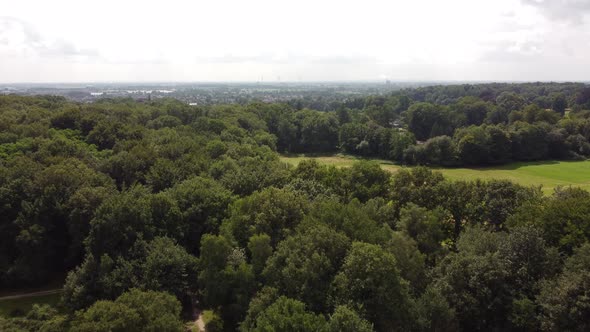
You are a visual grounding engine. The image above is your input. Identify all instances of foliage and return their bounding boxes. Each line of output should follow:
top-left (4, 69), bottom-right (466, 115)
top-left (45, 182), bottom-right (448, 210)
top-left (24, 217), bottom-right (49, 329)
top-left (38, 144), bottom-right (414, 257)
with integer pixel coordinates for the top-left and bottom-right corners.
top-left (70, 289), bottom-right (183, 332)
top-left (1, 90), bottom-right (590, 332)
top-left (330, 242), bottom-right (413, 331)
top-left (327, 306), bottom-right (374, 332)
top-left (246, 296), bottom-right (327, 332)
top-left (262, 224), bottom-right (350, 312)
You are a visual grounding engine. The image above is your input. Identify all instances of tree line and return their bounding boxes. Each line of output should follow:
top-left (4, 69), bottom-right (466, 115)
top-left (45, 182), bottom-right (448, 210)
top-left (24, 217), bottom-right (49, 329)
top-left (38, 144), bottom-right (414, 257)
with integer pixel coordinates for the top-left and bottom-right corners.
top-left (266, 83), bottom-right (590, 166)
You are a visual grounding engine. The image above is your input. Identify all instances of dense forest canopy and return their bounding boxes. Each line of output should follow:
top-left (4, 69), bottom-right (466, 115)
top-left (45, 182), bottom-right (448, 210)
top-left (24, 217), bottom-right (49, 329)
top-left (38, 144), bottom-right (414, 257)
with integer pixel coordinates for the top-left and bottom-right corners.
top-left (1, 82), bottom-right (590, 331)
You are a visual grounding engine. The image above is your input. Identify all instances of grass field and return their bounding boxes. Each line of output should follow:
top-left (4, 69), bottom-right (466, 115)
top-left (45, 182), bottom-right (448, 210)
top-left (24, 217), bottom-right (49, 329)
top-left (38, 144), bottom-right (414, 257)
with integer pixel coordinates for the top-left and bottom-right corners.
top-left (0, 292), bottom-right (62, 317)
top-left (280, 154), bottom-right (590, 194)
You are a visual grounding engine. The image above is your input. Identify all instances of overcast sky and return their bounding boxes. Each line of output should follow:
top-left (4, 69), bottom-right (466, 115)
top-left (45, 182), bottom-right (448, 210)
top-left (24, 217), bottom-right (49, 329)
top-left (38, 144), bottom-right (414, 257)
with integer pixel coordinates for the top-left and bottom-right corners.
top-left (1, 0), bottom-right (589, 82)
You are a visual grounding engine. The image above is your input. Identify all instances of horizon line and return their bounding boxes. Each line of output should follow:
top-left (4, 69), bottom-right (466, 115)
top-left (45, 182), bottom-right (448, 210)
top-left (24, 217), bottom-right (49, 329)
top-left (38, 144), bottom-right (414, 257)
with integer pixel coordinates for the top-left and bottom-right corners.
top-left (1, 79), bottom-right (589, 86)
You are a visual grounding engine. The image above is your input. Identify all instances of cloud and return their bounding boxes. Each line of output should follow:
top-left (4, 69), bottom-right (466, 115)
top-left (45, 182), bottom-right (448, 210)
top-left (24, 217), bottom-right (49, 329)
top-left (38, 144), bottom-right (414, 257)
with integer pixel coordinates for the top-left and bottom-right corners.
top-left (307, 55), bottom-right (378, 65)
top-left (195, 53), bottom-right (284, 64)
top-left (0, 16), bottom-right (100, 59)
top-left (492, 17), bottom-right (534, 33)
top-left (0, 16), bottom-right (41, 44)
top-left (522, 0), bottom-right (590, 24)
top-left (195, 53), bottom-right (377, 65)
top-left (479, 40), bottom-right (544, 63)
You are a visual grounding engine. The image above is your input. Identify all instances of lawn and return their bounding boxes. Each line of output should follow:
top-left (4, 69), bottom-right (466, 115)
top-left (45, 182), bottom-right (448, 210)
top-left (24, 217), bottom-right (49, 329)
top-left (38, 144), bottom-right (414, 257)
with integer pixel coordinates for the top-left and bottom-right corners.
top-left (0, 291), bottom-right (62, 317)
top-left (280, 153), bottom-right (400, 170)
top-left (280, 154), bottom-right (590, 194)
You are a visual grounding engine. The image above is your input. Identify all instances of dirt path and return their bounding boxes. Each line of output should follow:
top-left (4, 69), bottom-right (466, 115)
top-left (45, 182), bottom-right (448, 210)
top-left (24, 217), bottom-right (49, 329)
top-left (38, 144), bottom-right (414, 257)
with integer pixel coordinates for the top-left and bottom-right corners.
top-left (187, 298), bottom-right (205, 332)
top-left (0, 289), bottom-right (62, 301)
top-left (194, 309), bottom-right (205, 332)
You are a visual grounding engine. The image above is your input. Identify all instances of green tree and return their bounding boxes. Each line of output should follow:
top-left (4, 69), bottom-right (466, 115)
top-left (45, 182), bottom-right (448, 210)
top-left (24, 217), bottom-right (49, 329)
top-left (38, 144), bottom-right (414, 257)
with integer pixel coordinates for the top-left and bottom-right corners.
top-left (71, 301), bottom-right (142, 332)
top-left (509, 123), bottom-right (549, 161)
top-left (63, 236), bottom-right (197, 310)
top-left (412, 286), bottom-right (457, 332)
top-left (538, 244), bottom-right (590, 331)
top-left (85, 185), bottom-right (155, 257)
top-left (262, 224), bottom-right (350, 312)
top-left (330, 242), bottom-right (412, 331)
top-left (198, 234), bottom-right (256, 328)
top-left (385, 232), bottom-right (427, 293)
top-left (455, 96), bottom-right (491, 126)
top-left (71, 289), bottom-right (183, 332)
top-left (509, 187), bottom-right (590, 252)
top-left (140, 237), bottom-right (199, 300)
top-left (339, 122), bottom-right (367, 154)
top-left (432, 227), bottom-right (512, 330)
top-left (344, 161), bottom-right (391, 202)
top-left (293, 109), bottom-right (339, 153)
top-left (389, 167), bottom-right (445, 215)
top-left (486, 125), bottom-right (512, 163)
top-left (327, 306), bottom-right (374, 332)
top-left (496, 92), bottom-right (526, 112)
top-left (248, 296), bottom-right (327, 332)
top-left (422, 135), bottom-right (458, 166)
top-left (306, 199), bottom-right (391, 244)
top-left (248, 234), bottom-right (273, 276)
top-left (12, 159), bottom-right (113, 284)
top-left (389, 130), bottom-right (416, 162)
top-left (551, 93), bottom-right (567, 115)
top-left (240, 287), bottom-right (280, 332)
top-left (165, 176), bottom-right (234, 254)
top-left (406, 102), bottom-right (446, 141)
top-left (454, 126), bottom-right (490, 165)
top-left (498, 226), bottom-right (559, 295)
top-left (221, 187), bottom-right (308, 247)
top-left (398, 204), bottom-right (448, 263)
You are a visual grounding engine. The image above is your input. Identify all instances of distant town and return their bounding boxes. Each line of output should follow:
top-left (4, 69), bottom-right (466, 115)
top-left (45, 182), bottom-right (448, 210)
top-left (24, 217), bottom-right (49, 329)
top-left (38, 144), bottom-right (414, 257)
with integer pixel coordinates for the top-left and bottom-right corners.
top-left (0, 82), bottom-right (441, 105)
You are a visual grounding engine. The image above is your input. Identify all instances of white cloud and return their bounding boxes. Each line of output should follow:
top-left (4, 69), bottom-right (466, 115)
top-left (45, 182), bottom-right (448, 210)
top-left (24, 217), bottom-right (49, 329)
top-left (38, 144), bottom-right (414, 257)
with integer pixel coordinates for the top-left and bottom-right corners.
top-left (522, 0), bottom-right (590, 24)
top-left (0, 0), bottom-right (590, 82)
top-left (0, 16), bottom-right (101, 60)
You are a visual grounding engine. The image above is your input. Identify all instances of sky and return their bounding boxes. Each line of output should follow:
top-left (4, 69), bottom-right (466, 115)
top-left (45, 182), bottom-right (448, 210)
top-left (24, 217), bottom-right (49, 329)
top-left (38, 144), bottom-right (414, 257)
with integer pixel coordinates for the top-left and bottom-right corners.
top-left (1, 0), bottom-right (590, 83)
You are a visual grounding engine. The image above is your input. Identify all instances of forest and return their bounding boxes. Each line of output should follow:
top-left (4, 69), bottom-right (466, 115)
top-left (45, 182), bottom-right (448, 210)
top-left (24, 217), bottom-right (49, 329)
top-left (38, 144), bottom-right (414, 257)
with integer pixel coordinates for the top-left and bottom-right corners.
top-left (0, 82), bottom-right (590, 331)
top-left (282, 82), bottom-right (590, 166)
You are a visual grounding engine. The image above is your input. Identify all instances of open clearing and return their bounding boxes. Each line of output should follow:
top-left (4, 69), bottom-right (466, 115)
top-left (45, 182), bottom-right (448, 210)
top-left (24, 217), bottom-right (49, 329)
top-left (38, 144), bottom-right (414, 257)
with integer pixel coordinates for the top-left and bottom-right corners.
top-left (0, 276), bottom-right (65, 317)
top-left (280, 154), bottom-right (590, 194)
top-left (0, 291), bottom-right (62, 317)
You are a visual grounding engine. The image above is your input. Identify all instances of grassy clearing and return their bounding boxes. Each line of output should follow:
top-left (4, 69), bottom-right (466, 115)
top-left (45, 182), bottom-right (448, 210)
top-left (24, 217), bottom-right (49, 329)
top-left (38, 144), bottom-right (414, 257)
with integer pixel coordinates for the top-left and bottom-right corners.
top-left (0, 275), bottom-right (65, 298)
top-left (0, 292), bottom-right (62, 317)
top-left (280, 154), bottom-right (590, 194)
top-left (280, 153), bottom-right (400, 171)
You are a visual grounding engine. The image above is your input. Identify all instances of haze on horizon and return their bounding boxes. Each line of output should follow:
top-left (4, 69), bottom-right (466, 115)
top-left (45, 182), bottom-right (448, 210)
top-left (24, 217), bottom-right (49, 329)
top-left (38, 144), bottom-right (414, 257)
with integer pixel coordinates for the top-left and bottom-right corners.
top-left (1, 0), bottom-right (590, 83)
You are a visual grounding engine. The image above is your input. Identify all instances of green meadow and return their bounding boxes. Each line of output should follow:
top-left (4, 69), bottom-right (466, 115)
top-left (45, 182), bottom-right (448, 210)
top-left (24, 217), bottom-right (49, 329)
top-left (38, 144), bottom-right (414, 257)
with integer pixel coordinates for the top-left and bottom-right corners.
top-left (0, 292), bottom-right (62, 317)
top-left (280, 154), bottom-right (590, 194)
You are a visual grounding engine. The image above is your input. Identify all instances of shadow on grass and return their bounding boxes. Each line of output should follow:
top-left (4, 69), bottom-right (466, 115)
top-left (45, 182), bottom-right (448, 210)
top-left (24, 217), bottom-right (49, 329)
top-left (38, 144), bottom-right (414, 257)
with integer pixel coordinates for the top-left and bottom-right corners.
top-left (282, 153), bottom-right (589, 173)
top-left (280, 151), bottom-right (344, 158)
top-left (430, 160), bottom-right (569, 172)
top-left (281, 152), bottom-right (399, 165)
top-left (490, 160), bottom-right (562, 170)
